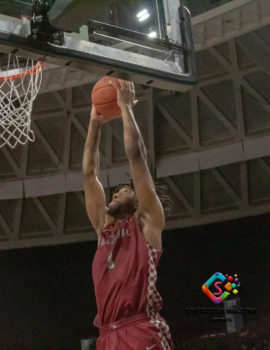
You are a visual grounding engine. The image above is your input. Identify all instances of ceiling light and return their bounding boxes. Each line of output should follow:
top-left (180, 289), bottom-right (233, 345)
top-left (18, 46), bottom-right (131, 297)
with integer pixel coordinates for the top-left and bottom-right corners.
top-left (138, 13), bottom-right (150, 22)
top-left (136, 9), bottom-right (148, 18)
top-left (148, 31), bottom-right (157, 38)
top-left (137, 9), bottom-right (150, 22)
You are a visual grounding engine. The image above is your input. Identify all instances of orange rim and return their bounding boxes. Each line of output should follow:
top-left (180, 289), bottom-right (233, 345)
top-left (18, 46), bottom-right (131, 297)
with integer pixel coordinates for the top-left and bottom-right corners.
top-left (20, 15), bottom-right (31, 20)
top-left (0, 61), bottom-right (45, 81)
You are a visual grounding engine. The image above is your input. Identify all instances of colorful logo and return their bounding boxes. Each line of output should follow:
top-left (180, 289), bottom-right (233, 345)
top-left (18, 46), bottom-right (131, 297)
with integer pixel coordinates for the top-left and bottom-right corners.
top-left (202, 272), bottom-right (240, 304)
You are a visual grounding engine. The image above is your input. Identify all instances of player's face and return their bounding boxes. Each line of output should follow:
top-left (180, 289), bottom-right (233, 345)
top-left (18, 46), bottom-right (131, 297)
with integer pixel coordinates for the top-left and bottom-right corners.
top-left (108, 186), bottom-right (137, 217)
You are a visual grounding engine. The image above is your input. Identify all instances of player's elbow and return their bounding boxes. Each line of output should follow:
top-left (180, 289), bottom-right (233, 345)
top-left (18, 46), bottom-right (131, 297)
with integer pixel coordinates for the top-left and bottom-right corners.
top-left (82, 167), bottom-right (97, 181)
top-left (126, 142), bottom-right (146, 160)
top-left (82, 158), bottom-right (97, 179)
top-left (126, 148), bottom-right (140, 159)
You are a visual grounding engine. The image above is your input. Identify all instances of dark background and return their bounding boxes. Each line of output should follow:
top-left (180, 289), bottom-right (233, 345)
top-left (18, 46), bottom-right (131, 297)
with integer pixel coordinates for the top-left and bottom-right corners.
top-left (0, 213), bottom-right (269, 349)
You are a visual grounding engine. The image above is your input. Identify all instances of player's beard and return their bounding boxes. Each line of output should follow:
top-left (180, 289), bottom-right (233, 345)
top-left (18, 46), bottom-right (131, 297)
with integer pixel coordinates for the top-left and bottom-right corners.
top-left (107, 199), bottom-right (136, 218)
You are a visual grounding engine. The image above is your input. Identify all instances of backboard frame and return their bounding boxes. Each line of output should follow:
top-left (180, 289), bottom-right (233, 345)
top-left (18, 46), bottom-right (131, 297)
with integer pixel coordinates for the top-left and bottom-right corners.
top-left (0, 1), bottom-right (196, 92)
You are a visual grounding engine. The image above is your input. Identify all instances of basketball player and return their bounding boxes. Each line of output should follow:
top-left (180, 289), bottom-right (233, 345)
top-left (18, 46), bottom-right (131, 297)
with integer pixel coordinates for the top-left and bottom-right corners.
top-left (83, 79), bottom-right (174, 350)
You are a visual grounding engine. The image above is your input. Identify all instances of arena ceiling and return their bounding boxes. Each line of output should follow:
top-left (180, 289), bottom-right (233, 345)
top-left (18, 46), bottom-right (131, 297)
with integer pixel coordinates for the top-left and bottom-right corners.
top-left (0, 0), bottom-right (270, 250)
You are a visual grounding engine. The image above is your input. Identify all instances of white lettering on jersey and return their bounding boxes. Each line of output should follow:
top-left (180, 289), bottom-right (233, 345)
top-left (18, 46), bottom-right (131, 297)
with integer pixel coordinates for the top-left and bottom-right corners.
top-left (107, 252), bottom-right (115, 270)
top-left (100, 228), bottom-right (130, 246)
top-left (146, 345), bottom-right (157, 350)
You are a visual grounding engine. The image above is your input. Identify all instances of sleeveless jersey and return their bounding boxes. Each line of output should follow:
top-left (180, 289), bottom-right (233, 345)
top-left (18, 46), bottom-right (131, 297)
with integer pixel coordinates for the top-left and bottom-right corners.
top-left (92, 214), bottom-right (163, 328)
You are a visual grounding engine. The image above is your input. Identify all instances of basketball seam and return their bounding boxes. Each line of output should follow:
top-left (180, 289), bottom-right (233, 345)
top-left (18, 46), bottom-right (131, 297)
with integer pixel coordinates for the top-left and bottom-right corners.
top-left (94, 100), bottom-right (120, 107)
top-left (92, 81), bottom-right (118, 94)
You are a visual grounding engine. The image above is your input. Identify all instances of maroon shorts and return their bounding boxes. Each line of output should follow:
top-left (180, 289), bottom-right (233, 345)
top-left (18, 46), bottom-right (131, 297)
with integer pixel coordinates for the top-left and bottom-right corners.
top-left (97, 313), bottom-right (174, 350)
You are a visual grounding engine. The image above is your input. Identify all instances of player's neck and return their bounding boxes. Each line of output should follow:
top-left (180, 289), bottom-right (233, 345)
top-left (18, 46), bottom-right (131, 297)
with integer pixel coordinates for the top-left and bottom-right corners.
top-left (115, 212), bottom-right (134, 221)
top-left (116, 215), bottom-right (132, 221)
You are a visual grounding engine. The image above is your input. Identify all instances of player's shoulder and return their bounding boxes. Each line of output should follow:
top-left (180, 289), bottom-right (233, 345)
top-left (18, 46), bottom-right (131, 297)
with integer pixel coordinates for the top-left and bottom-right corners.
top-left (135, 209), bottom-right (163, 250)
top-left (96, 213), bottom-right (115, 245)
top-left (95, 211), bottom-right (114, 239)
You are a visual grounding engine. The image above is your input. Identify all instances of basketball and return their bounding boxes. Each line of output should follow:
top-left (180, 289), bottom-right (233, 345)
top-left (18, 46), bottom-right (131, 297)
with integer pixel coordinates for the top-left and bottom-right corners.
top-left (91, 76), bottom-right (121, 119)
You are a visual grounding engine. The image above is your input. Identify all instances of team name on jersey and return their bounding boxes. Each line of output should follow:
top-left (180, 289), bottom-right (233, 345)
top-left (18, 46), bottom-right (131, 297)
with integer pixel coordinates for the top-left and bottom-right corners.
top-left (100, 227), bottom-right (131, 246)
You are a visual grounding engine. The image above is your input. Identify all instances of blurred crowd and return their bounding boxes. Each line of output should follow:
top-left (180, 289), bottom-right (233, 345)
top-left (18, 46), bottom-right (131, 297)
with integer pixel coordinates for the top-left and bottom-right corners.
top-left (176, 327), bottom-right (270, 350)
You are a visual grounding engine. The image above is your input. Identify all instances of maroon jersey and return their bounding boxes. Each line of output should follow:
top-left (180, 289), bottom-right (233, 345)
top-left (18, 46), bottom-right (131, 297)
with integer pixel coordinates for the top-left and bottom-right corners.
top-left (92, 214), bottom-right (165, 324)
top-left (92, 215), bottom-right (174, 350)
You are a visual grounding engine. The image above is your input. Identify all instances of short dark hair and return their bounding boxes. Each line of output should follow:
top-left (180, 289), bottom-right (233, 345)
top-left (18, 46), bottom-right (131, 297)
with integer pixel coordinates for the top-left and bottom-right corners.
top-left (112, 179), bottom-right (173, 218)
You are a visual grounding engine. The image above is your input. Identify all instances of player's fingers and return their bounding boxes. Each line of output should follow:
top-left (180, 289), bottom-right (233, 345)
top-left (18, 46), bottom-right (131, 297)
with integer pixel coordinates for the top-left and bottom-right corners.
top-left (126, 81), bottom-right (134, 92)
top-left (128, 81), bottom-right (133, 91)
top-left (121, 80), bottom-right (129, 89)
top-left (119, 79), bottom-right (125, 89)
top-left (109, 80), bottom-right (119, 90)
top-left (130, 82), bottom-right (135, 92)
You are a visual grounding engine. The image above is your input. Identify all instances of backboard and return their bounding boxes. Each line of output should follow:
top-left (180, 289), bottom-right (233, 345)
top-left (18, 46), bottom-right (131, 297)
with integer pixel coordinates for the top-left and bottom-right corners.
top-left (0, 0), bottom-right (196, 91)
top-left (0, 0), bottom-right (32, 18)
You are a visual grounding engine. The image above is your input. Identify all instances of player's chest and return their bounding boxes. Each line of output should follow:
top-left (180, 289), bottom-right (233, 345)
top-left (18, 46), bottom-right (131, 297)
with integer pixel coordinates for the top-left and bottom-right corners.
top-left (99, 224), bottom-right (132, 247)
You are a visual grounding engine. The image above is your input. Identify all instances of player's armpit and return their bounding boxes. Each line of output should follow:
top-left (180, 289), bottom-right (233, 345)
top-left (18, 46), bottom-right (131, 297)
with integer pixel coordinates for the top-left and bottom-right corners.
top-left (105, 206), bottom-right (116, 226)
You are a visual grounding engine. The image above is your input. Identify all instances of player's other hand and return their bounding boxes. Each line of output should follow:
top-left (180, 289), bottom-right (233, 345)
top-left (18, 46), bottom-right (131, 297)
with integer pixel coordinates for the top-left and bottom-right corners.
top-left (109, 79), bottom-right (138, 109)
top-left (90, 105), bottom-right (115, 124)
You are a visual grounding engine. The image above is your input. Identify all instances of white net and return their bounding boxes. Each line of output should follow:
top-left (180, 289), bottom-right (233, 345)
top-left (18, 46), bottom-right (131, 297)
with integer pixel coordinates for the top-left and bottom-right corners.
top-left (0, 54), bottom-right (43, 149)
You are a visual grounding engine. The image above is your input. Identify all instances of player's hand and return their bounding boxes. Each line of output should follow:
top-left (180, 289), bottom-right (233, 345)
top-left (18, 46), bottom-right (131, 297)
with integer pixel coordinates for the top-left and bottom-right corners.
top-left (109, 79), bottom-right (138, 109)
top-left (90, 105), bottom-right (115, 124)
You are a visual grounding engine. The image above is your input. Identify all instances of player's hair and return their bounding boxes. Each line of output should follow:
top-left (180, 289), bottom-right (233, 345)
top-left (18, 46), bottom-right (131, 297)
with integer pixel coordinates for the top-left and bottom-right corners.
top-left (112, 177), bottom-right (173, 218)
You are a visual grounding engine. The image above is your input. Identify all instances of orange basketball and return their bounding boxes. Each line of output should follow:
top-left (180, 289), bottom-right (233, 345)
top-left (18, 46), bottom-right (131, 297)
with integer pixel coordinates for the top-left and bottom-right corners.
top-left (91, 76), bottom-right (121, 119)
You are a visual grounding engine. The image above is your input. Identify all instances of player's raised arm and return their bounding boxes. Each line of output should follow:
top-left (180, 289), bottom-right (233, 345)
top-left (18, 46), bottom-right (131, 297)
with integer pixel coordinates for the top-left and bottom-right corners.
top-left (110, 80), bottom-right (165, 249)
top-left (83, 106), bottom-right (107, 237)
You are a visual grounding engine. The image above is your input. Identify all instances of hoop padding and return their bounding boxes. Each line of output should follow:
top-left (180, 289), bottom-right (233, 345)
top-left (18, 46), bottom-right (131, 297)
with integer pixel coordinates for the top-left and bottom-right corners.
top-left (0, 54), bottom-right (43, 149)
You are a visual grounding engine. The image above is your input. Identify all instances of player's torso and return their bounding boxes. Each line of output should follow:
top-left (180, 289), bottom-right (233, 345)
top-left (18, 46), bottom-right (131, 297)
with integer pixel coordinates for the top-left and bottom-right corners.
top-left (92, 215), bottom-right (163, 327)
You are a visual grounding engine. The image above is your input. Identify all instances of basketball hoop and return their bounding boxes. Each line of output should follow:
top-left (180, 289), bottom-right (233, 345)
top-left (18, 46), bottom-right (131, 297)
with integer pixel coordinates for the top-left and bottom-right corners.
top-left (0, 54), bottom-right (44, 149)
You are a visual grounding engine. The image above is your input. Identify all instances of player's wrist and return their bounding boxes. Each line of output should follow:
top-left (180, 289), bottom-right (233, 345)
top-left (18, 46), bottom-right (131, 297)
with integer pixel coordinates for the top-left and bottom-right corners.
top-left (119, 102), bottom-right (133, 110)
top-left (90, 116), bottom-right (103, 128)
